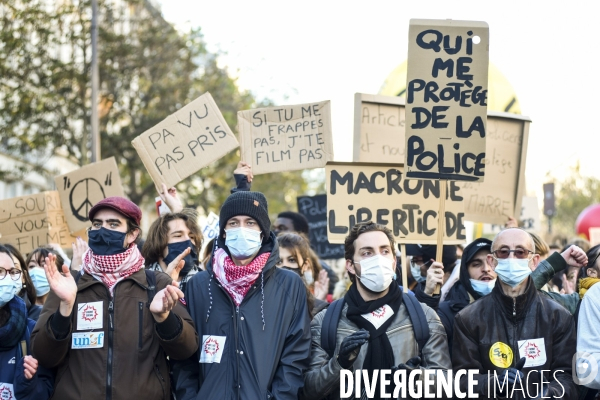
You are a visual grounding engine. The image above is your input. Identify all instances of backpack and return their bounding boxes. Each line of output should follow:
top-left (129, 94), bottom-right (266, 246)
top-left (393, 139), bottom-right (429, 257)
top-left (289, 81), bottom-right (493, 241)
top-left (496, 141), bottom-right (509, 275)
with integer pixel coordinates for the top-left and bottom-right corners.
top-left (320, 291), bottom-right (430, 359)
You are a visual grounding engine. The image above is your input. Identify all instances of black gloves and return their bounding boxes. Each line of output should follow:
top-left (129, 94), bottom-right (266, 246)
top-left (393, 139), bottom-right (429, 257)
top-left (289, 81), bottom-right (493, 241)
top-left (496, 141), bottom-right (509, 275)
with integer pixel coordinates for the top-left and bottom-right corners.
top-left (394, 356), bottom-right (422, 372)
top-left (497, 357), bottom-right (526, 398)
top-left (337, 329), bottom-right (370, 369)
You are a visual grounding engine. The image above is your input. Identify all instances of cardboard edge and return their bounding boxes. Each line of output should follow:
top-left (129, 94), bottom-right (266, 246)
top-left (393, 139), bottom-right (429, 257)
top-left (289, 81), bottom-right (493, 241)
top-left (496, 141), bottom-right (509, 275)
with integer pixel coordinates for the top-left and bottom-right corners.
top-left (513, 120), bottom-right (531, 219)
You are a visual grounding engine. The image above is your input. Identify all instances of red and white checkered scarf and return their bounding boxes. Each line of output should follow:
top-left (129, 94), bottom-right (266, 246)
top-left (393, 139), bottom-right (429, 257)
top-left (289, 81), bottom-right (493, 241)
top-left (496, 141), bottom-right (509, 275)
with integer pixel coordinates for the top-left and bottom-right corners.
top-left (82, 244), bottom-right (144, 296)
top-left (212, 247), bottom-right (270, 306)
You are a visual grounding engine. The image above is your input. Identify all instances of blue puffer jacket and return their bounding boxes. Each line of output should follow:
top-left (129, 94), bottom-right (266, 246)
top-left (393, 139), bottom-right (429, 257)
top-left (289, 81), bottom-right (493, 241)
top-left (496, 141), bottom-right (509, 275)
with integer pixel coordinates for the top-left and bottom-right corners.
top-left (0, 318), bottom-right (54, 399)
top-left (173, 233), bottom-right (311, 400)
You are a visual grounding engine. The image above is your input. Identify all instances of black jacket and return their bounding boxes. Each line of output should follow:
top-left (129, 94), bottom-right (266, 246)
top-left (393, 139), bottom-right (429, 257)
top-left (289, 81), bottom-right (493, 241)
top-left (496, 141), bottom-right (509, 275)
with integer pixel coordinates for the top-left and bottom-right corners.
top-left (173, 233), bottom-right (311, 400)
top-left (452, 277), bottom-right (577, 399)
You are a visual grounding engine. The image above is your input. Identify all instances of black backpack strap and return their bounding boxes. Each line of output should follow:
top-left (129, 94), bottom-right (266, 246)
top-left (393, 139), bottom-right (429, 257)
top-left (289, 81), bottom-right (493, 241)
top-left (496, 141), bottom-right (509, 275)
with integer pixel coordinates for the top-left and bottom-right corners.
top-left (145, 269), bottom-right (157, 304)
top-left (402, 293), bottom-right (430, 357)
top-left (74, 270), bottom-right (84, 284)
top-left (321, 298), bottom-right (345, 358)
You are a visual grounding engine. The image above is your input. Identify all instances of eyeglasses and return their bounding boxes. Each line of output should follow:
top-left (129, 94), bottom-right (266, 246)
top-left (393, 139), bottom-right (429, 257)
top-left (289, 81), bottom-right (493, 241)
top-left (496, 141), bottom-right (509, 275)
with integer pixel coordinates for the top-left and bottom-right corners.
top-left (492, 248), bottom-right (533, 260)
top-left (0, 267), bottom-right (22, 281)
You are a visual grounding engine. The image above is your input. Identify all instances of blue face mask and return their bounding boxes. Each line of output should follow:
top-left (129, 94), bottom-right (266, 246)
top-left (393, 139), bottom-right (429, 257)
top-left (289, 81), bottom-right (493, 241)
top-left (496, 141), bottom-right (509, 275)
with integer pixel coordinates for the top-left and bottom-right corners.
top-left (29, 267), bottom-right (50, 297)
top-left (410, 263), bottom-right (426, 284)
top-left (88, 227), bottom-right (128, 256)
top-left (163, 240), bottom-right (198, 276)
top-left (494, 258), bottom-right (532, 288)
top-left (225, 227), bottom-right (262, 259)
top-left (0, 277), bottom-right (17, 308)
top-left (469, 278), bottom-right (496, 296)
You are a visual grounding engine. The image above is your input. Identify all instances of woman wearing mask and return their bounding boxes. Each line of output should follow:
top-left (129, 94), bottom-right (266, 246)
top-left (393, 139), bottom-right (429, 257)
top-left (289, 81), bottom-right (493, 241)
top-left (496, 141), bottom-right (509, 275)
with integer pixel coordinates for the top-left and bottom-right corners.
top-left (276, 233), bottom-right (329, 317)
top-left (3, 244), bottom-right (37, 321)
top-left (142, 209), bottom-right (203, 294)
top-left (0, 244), bottom-right (54, 399)
top-left (25, 247), bottom-right (64, 318)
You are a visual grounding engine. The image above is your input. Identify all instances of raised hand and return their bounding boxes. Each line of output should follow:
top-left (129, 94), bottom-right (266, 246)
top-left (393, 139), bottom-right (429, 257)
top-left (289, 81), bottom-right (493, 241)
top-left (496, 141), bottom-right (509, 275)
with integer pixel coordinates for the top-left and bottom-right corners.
top-left (313, 269), bottom-right (329, 301)
top-left (159, 183), bottom-right (183, 213)
top-left (165, 247), bottom-right (191, 282)
top-left (561, 245), bottom-right (588, 268)
top-left (23, 355), bottom-right (38, 380)
top-left (70, 237), bottom-right (89, 271)
top-left (43, 253), bottom-right (77, 316)
top-left (424, 261), bottom-right (444, 296)
top-left (234, 161), bottom-right (253, 183)
top-left (149, 284), bottom-right (185, 323)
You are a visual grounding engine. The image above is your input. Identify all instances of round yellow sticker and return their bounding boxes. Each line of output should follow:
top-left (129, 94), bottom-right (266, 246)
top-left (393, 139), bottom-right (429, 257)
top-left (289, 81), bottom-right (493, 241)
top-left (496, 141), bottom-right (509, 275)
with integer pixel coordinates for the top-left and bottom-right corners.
top-left (489, 342), bottom-right (513, 368)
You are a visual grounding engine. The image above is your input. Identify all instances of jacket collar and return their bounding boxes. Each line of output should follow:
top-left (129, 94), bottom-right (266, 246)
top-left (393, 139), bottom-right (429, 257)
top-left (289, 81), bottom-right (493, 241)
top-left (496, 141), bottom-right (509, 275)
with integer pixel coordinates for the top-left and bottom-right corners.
top-left (76, 269), bottom-right (150, 291)
top-left (491, 276), bottom-right (537, 320)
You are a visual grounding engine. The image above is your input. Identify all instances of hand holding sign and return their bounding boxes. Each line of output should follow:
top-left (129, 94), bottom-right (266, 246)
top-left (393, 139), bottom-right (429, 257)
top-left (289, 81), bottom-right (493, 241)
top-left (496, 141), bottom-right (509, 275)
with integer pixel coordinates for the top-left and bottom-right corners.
top-left (423, 261), bottom-right (444, 296)
top-left (150, 285), bottom-right (185, 323)
top-left (22, 356), bottom-right (39, 380)
top-left (233, 161), bottom-right (254, 183)
top-left (44, 253), bottom-right (77, 317)
top-left (158, 183), bottom-right (182, 214)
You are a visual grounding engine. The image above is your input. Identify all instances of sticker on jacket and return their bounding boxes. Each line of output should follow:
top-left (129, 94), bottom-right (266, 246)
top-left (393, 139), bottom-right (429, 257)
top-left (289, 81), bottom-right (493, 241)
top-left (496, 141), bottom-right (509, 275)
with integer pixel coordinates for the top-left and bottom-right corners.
top-left (199, 335), bottom-right (226, 363)
top-left (518, 338), bottom-right (547, 367)
top-left (77, 301), bottom-right (103, 330)
top-left (72, 332), bottom-right (105, 349)
top-left (489, 341), bottom-right (513, 368)
top-left (361, 304), bottom-right (394, 330)
top-left (0, 383), bottom-right (14, 400)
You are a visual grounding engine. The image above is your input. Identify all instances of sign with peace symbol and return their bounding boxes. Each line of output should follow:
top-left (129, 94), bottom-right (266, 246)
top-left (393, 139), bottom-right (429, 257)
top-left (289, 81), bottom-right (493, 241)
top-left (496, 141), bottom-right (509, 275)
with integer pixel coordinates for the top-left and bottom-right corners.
top-left (55, 157), bottom-right (125, 234)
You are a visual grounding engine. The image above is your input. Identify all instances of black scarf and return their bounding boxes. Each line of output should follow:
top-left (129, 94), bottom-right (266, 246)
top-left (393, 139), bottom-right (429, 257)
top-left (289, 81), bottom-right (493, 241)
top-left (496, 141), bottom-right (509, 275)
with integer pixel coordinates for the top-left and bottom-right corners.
top-left (0, 295), bottom-right (28, 351)
top-left (345, 282), bottom-right (402, 400)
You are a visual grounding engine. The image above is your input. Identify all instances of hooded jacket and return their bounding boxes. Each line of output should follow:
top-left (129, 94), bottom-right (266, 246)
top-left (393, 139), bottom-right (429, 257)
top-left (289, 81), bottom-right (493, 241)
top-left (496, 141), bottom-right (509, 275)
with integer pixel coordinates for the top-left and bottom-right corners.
top-left (173, 232), bottom-right (311, 400)
top-left (31, 269), bottom-right (198, 400)
top-left (453, 277), bottom-right (577, 399)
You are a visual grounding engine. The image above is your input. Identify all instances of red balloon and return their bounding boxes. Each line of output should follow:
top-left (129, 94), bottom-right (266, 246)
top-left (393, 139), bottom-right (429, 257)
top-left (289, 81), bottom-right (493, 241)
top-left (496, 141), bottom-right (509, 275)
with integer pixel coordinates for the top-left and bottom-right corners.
top-left (575, 204), bottom-right (600, 240)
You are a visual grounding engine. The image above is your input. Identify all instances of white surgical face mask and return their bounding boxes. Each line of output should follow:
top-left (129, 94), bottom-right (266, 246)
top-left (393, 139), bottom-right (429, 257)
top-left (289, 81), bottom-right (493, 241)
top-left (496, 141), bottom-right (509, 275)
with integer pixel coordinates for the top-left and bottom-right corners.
top-left (225, 227), bottom-right (262, 259)
top-left (303, 270), bottom-right (314, 286)
top-left (0, 278), bottom-right (18, 307)
top-left (469, 279), bottom-right (496, 296)
top-left (357, 255), bottom-right (396, 293)
top-left (494, 258), bottom-right (532, 288)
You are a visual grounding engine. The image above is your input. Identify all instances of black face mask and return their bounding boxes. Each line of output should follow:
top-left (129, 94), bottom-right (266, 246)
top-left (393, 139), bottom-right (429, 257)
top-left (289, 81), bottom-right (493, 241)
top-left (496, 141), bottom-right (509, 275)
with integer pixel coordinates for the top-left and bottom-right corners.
top-left (281, 266), bottom-right (302, 276)
top-left (163, 240), bottom-right (198, 277)
top-left (88, 227), bottom-right (128, 256)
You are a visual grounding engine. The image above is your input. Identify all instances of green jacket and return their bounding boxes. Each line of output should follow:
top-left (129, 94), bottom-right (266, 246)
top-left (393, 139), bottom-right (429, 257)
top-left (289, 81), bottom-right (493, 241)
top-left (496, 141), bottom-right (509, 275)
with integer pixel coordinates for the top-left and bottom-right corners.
top-left (531, 252), bottom-right (580, 314)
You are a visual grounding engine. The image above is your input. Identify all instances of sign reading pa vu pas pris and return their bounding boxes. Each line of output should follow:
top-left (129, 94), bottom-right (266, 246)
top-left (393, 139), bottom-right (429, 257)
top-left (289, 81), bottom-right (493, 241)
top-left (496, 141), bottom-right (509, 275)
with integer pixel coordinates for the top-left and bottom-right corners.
top-left (238, 101), bottom-right (333, 175)
top-left (132, 92), bottom-right (239, 189)
top-left (405, 19), bottom-right (489, 181)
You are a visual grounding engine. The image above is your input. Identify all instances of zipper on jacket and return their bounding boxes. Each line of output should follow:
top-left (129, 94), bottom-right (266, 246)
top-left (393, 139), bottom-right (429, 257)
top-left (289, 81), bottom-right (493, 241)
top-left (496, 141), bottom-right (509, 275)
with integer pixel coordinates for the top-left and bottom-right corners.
top-left (154, 363), bottom-right (167, 400)
top-left (107, 299), bottom-right (115, 400)
top-left (138, 302), bottom-right (144, 349)
top-left (513, 298), bottom-right (516, 317)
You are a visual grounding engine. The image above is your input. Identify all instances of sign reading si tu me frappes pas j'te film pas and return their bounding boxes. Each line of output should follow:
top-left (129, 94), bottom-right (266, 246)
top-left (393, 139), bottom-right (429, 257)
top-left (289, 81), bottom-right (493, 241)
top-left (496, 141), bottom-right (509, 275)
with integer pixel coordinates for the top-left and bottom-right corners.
top-left (405, 19), bottom-right (489, 181)
top-left (238, 101), bottom-right (333, 175)
top-left (132, 93), bottom-right (239, 189)
top-left (326, 162), bottom-right (466, 245)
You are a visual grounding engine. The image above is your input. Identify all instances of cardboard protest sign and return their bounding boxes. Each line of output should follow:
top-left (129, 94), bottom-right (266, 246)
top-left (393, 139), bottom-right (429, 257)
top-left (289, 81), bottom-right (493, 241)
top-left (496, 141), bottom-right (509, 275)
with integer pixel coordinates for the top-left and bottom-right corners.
top-left (460, 112), bottom-right (531, 225)
top-left (202, 211), bottom-right (220, 242)
top-left (54, 157), bottom-right (124, 234)
top-left (326, 162), bottom-right (466, 245)
top-left (132, 92), bottom-right (239, 189)
top-left (0, 191), bottom-right (85, 254)
top-left (589, 228), bottom-right (600, 247)
top-left (405, 19), bottom-right (489, 181)
top-left (238, 101), bottom-right (333, 175)
top-left (297, 194), bottom-right (344, 259)
top-left (482, 195), bottom-right (540, 235)
top-left (353, 93), bottom-right (406, 163)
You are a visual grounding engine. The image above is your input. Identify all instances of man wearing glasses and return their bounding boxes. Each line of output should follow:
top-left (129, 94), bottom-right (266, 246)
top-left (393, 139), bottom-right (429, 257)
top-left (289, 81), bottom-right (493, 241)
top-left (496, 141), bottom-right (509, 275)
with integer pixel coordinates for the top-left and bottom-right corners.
top-left (452, 228), bottom-right (587, 399)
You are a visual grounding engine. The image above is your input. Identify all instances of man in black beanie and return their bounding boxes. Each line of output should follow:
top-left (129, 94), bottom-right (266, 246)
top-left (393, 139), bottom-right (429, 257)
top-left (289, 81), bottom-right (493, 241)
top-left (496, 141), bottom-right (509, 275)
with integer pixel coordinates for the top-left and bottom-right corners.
top-left (174, 191), bottom-right (311, 400)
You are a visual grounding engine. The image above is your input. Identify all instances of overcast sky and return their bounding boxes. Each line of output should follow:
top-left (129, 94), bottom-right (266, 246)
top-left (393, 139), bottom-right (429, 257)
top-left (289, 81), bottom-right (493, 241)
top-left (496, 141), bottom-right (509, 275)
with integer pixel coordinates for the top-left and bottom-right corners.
top-left (156, 0), bottom-right (600, 202)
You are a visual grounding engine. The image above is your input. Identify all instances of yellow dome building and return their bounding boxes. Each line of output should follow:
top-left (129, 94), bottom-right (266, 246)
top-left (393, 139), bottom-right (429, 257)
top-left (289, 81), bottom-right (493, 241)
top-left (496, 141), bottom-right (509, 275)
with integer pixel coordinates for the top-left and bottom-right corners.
top-left (378, 60), bottom-right (521, 114)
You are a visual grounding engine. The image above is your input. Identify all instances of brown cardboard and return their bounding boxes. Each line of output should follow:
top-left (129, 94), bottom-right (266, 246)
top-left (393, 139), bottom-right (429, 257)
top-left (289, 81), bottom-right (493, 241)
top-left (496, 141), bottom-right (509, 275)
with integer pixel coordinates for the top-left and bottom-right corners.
top-left (0, 191), bottom-right (85, 254)
top-left (326, 162), bottom-right (466, 245)
top-left (238, 100), bottom-right (333, 175)
top-left (405, 19), bottom-right (489, 182)
top-left (353, 93), bottom-right (406, 163)
top-left (54, 157), bottom-right (125, 234)
top-left (132, 92), bottom-right (239, 188)
top-left (460, 112), bottom-right (531, 224)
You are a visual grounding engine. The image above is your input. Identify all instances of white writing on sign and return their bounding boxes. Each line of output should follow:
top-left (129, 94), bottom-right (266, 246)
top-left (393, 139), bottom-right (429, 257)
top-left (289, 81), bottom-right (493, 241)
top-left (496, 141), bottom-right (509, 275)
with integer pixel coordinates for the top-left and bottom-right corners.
top-left (77, 301), bottom-right (103, 330)
top-left (72, 332), bottom-right (105, 349)
top-left (405, 19), bottom-right (489, 182)
top-left (238, 101), bottom-right (333, 175)
top-left (132, 92), bottom-right (239, 189)
top-left (326, 162), bottom-right (466, 245)
top-left (199, 335), bottom-right (226, 364)
top-left (202, 212), bottom-right (220, 241)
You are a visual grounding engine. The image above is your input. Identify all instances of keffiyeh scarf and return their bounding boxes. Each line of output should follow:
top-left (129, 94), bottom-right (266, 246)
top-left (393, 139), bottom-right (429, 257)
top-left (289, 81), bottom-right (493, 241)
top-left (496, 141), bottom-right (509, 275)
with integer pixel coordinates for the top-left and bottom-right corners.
top-left (83, 244), bottom-right (144, 296)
